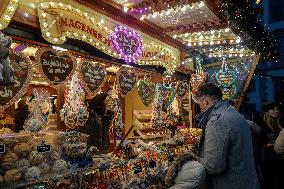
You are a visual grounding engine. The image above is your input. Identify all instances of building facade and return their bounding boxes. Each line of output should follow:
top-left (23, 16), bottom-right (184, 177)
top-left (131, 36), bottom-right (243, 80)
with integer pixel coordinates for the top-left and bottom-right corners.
top-left (245, 0), bottom-right (284, 115)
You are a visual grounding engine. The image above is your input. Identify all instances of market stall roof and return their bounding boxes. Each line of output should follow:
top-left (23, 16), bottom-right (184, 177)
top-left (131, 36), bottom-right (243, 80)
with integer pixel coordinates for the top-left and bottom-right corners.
top-left (100, 0), bottom-right (275, 60)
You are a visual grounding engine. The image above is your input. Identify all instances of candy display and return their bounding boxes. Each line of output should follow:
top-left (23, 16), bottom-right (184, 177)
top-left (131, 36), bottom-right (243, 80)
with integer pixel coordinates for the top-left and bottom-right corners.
top-left (53, 159), bottom-right (69, 172)
top-left (3, 169), bottom-right (21, 183)
top-left (2, 151), bottom-right (19, 170)
top-left (29, 151), bottom-right (44, 166)
top-left (24, 166), bottom-right (42, 181)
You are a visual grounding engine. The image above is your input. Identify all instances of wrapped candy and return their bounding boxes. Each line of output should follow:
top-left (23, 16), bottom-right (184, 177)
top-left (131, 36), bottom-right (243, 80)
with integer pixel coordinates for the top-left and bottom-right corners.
top-left (24, 88), bottom-right (49, 133)
top-left (18, 158), bottom-right (30, 172)
top-left (29, 151), bottom-right (44, 166)
top-left (1, 151), bottom-right (19, 170)
top-left (53, 159), bottom-right (68, 172)
top-left (39, 162), bottom-right (50, 174)
top-left (4, 169), bottom-right (21, 183)
top-left (25, 166), bottom-right (41, 181)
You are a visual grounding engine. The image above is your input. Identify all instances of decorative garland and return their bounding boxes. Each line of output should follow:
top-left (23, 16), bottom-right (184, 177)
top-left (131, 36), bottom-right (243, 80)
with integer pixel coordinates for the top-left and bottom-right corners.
top-left (150, 84), bottom-right (163, 129)
top-left (219, 0), bottom-right (277, 61)
top-left (107, 85), bottom-right (124, 137)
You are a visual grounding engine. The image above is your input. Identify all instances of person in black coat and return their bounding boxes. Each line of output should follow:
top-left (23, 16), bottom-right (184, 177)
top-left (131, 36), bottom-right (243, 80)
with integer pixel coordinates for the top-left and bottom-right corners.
top-left (15, 99), bottom-right (29, 133)
top-left (79, 92), bottom-right (114, 154)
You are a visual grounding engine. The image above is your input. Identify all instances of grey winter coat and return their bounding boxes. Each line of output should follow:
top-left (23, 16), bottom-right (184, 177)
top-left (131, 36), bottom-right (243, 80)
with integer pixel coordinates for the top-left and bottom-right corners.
top-left (197, 101), bottom-right (259, 189)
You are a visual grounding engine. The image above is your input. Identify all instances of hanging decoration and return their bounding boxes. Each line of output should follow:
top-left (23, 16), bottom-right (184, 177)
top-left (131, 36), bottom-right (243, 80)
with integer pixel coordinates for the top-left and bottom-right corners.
top-left (78, 61), bottom-right (106, 94)
top-left (150, 84), bottom-right (163, 129)
top-left (190, 57), bottom-right (207, 94)
top-left (60, 73), bottom-right (89, 130)
top-left (0, 51), bottom-right (32, 110)
top-left (24, 89), bottom-right (49, 133)
top-left (106, 85), bottom-right (124, 137)
top-left (117, 67), bottom-right (137, 97)
top-left (159, 84), bottom-right (176, 112)
top-left (176, 81), bottom-right (189, 99)
top-left (111, 26), bottom-right (143, 63)
top-left (137, 80), bottom-right (156, 107)
top-left (35, 48), bottom-right (75, 86)
top-left (215, 58), bottom-right (236, 88)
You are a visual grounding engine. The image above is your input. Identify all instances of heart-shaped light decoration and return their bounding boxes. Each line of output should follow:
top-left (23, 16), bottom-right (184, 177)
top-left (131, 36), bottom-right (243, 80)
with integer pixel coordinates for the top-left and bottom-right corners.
top-left (35, 48), bottom-right (75, 86)
top-left (0, 52), bottom-right (32, 110)
top-left (177, 81), bottom-right (189, 99)
top-left (137, 80), bottom-right (156, 107)
top-left (159, 84), bottom-right (176, 110)
top-left (78, 61), bottom-right (106, 94)
top-left (190, 73), bottom-right (207, 93)
top-left (117, 67), bottom-right (137, 97)
top-left (222, 85), bottom-right (237, 100)
top-left (111, 25), bottom-right (142, 63)
top-left (215, 70), bottom-right (236, 88)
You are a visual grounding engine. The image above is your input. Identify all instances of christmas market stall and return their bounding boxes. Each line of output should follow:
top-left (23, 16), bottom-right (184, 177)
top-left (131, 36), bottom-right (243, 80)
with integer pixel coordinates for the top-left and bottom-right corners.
top-left (0, 0), bottom-right (276, 188)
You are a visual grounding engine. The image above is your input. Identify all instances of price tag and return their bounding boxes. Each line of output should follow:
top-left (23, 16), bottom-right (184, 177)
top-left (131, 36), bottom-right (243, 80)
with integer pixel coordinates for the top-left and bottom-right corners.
top-left (149, 160), bottom-right (156, 169)
top-left (0, 143), bottom-right (5, 154)
top-left (168, 155), bottom-right (174, 162)
top-left (37, 141), bottom-right (50, 153)
top-left (133, 165), bottom-right (142, 174)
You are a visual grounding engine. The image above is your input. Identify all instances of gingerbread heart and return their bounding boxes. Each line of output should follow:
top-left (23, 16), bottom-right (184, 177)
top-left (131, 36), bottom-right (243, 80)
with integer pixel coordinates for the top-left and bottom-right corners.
top-left (222, 85), bottom-right (237, 100)
top-left (137, 80), bottom-right (156, 107)
top-left (158, 84), bottom-right (176, 110)
top-left (215, 70), bottom-right (236, 88)
top-left (117, 67), bottom-right (137, 97)
top-left (177, 81), bottom-right (189, 99)
top-left (0, 52), bottom-right (32, 110)
top-left (35, 48), bottom-right (75, 86)
top-left (79, 61), bottom-right (106, 93)
top-left (190, 73), bottom-right (207, 92)
top-left (111, 26), bottom-right (142, 63)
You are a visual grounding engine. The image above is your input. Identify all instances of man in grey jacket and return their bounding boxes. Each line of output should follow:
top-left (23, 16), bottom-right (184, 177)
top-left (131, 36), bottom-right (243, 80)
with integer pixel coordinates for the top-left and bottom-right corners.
top-left (194, 83), bottom-right (259, 189)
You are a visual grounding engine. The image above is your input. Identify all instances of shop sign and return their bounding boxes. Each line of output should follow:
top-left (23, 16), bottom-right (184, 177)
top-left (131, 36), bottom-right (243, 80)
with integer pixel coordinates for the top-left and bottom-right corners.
top-left (35, 48), bottom-right (75, 86)
top-left (117, 67), bottom-right (137, 97)
top-left (0, 52), bottom-right (32, 110)
top-left (37, 2), bottom-right (180, 73)
top-left (78, 61), bottom-right (106, 94)
top-left (0, 0), bottom-right (18, 30)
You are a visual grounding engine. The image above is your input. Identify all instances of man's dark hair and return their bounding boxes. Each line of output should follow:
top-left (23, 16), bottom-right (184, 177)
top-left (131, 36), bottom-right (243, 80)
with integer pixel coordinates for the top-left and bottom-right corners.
top-left (196, 82), bottom-right (223, 100)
